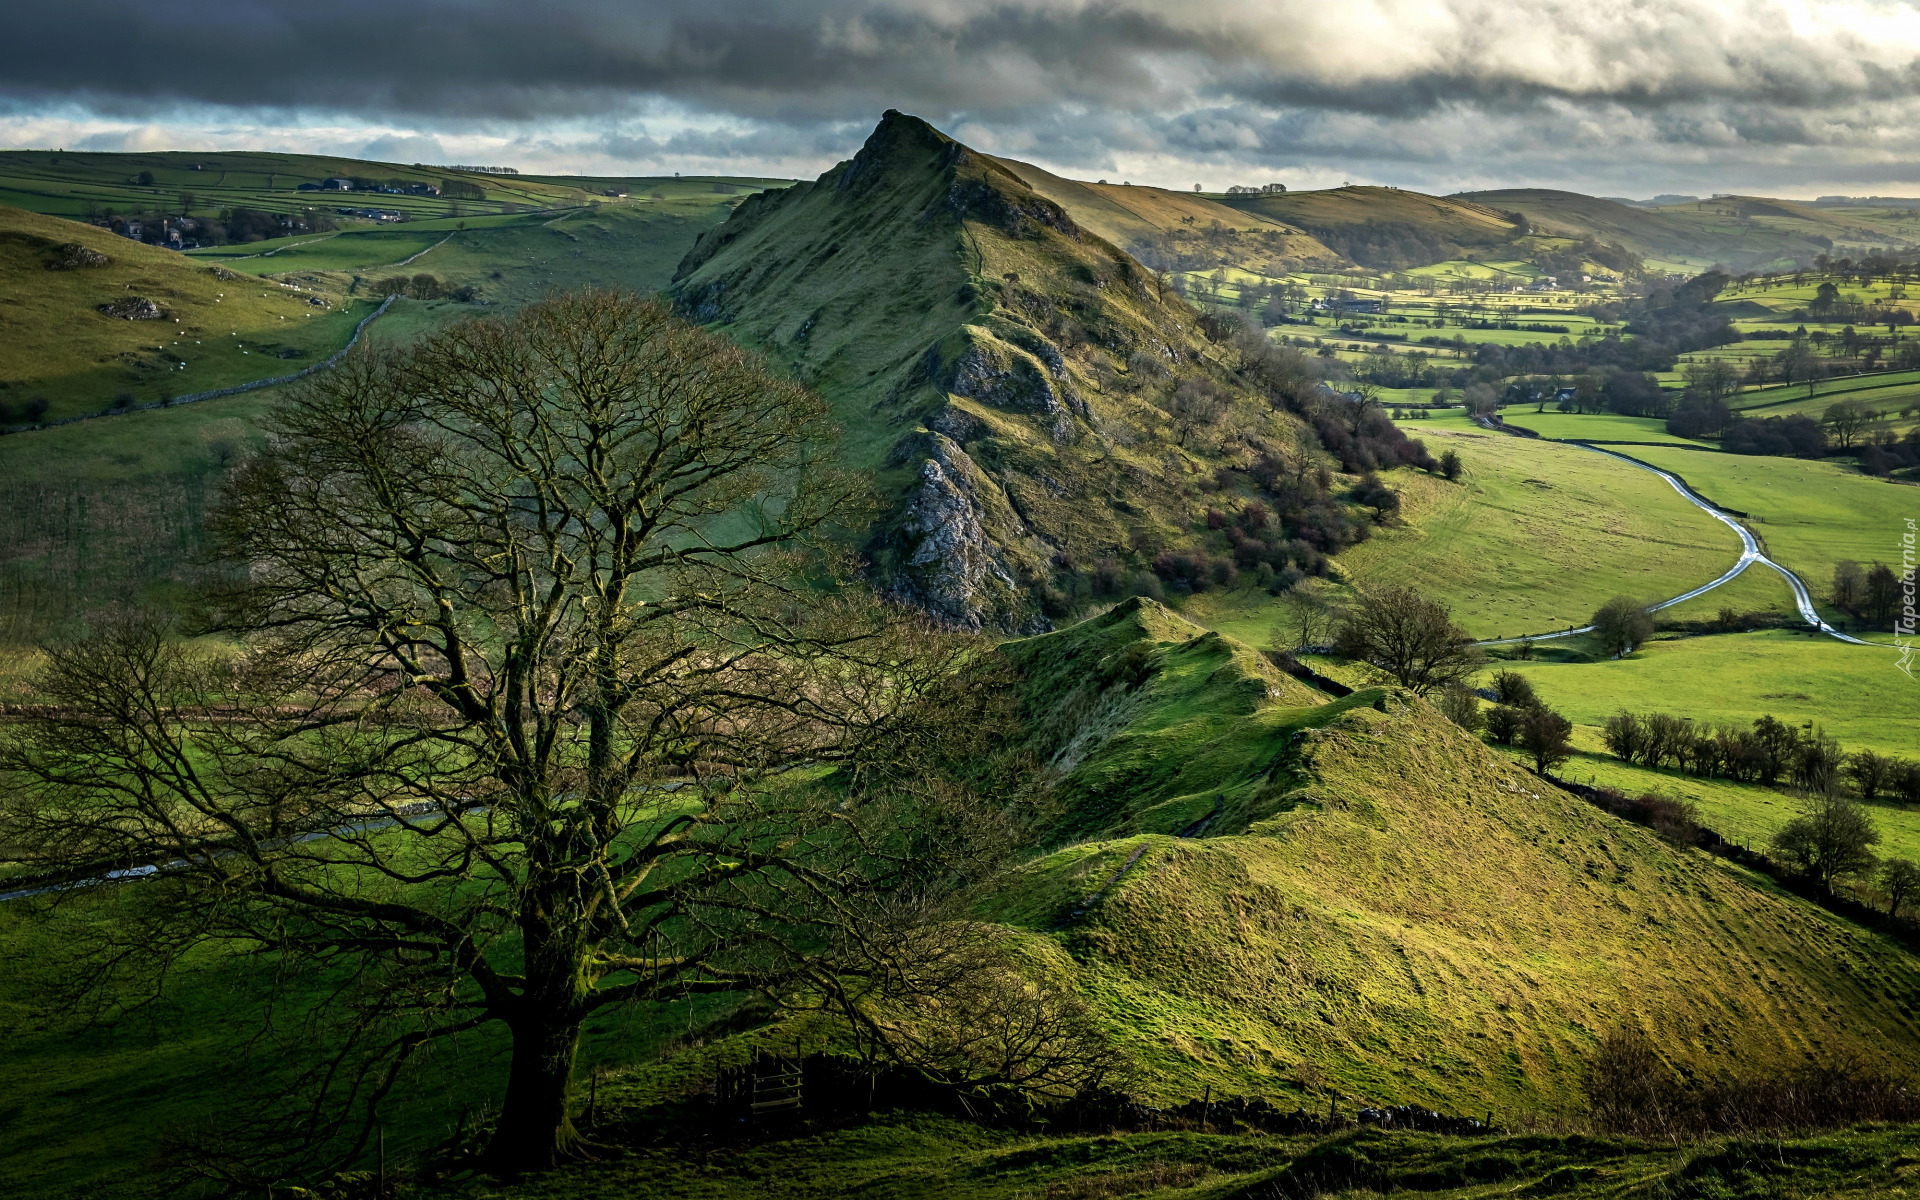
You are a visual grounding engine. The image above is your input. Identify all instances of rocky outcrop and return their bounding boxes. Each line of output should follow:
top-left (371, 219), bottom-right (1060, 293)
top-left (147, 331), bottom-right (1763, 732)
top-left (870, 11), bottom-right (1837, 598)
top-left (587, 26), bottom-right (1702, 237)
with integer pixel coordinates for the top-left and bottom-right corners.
top-left (98, 297), bottom-right (163, 320)
top-left (937, 326), bottom-right (1066, 418)
top-left (897, 434), bottom-right (1022, 628)
top-left (45, 242), bottom-right (109, 270)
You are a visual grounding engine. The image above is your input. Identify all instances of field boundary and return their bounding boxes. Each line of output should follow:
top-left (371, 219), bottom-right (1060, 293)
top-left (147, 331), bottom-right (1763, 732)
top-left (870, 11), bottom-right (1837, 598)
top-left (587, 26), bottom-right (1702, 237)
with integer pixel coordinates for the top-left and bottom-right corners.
top-left (0, 294), bottom-right (399, 437)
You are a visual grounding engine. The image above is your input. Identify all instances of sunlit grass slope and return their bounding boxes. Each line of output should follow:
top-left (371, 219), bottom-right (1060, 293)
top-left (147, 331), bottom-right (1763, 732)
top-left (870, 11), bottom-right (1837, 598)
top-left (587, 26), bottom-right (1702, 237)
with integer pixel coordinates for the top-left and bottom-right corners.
top-left (0, 204), bottom-right (368, 421)
top-left (187, 194), bottom-right (748, 300)
top-left (1325, 428), bottom-right (1734, 639)
top-left (1488, 630), bottom-right (1918, 760)
top-left (1620, 447), bottom-right (1916, 601)
top-left (986, 600), bottom-right (1920, 1118)
top-left (1224, 186), bottom-right (1520, 248)
top-left (432, 1118), bottom-right (1920, 1200)
top-left (989, 156), bottom-right (1343, 274)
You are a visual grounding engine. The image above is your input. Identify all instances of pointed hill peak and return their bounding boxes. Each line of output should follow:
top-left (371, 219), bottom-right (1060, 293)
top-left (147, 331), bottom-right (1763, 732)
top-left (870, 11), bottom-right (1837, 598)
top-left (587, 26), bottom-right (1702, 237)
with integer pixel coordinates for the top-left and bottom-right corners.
top-left (672, 111), bottom-right (1409, 632)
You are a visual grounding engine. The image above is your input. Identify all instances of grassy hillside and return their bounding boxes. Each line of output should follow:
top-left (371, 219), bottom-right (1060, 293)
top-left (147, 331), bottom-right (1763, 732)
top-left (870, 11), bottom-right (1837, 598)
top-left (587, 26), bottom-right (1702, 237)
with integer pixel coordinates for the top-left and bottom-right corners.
top-left (989, 157), bottom-right (1344, 275)
top-left (0, 192), bottom-right (748, 651)
top-left (0, 148), bottom-right (789, 225)
top-left (9, 598), bottom-right (1920, 1199)
top-left (1493, 629), bottom-right (1917, 760)
top-left (988, 601), bottom-right (1920, 1117)
top-left (1219, 186), bottom-right (1534, 272)
top-left (1195, 422), bottom-right (1739, 643)
top-left (0, 204), bottom-right (372, 422)
top-left (1456, 189), bottom-right (1920, 273)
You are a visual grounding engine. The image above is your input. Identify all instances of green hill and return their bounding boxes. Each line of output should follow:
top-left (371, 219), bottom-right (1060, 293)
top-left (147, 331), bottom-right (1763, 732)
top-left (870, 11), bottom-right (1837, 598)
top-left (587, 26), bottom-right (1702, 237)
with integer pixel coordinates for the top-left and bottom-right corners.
top-left (985, 598), bottom-right (1920, 1114)
top-left (0, 192), bottom-right (752, 650)
top-left (987, 157), bottom-right (1345, 276)
top-left (672, 111), bottom-right (1348, 630)
top-left (1462, 188), bottom-right (1920, 271)
top-left (0, 203), bottom-right (371, 424)
top-left (1217, 186), bottom-right (1534, 272)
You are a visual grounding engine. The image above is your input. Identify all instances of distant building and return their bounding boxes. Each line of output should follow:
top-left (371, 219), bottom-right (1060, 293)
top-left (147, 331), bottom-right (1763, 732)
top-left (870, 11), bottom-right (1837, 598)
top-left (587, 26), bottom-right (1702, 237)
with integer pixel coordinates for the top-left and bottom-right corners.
top-left (1555, 388), bottom-right (1577, 404)
top-left (603, 188), bottom-right (628, 198)
top-left (323, 178), bottom-right (353, 191)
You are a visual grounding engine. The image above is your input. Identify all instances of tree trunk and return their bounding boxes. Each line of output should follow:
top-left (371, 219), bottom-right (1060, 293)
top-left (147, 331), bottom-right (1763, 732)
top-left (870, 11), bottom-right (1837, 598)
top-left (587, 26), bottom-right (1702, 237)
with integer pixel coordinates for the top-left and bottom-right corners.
top-left (488, 1009), bottom-right (584, 1171)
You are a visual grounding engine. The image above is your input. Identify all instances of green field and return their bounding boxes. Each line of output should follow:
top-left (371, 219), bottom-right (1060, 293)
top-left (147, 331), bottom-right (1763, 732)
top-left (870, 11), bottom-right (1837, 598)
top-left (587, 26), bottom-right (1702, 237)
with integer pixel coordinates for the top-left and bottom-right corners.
top-left (1529, 744), bottom-right (1920, 867)
top-left (0, 191), bottom-right (743, 651)
top-left (1618, 447), bottom-right (1918, 610)
top-left (1196, 425), bottom-right (1741, 642)
top-left (1499, 411), bottom-right (1712, 445)
top-left (1487, 629), bottom-right (1917, 759)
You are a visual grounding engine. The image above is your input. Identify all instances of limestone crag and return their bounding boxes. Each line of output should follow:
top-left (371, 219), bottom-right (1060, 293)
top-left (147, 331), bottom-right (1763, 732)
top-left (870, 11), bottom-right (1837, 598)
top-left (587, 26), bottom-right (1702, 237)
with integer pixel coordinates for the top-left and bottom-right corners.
top-left (898, 434), bottom-right (1021, 628)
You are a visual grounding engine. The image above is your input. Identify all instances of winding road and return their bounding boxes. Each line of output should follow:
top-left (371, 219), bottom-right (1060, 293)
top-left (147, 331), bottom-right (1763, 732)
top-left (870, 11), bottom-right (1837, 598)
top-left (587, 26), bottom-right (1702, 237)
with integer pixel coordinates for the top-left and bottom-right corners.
top-left (1474, 437), bottom-right (1874, 648)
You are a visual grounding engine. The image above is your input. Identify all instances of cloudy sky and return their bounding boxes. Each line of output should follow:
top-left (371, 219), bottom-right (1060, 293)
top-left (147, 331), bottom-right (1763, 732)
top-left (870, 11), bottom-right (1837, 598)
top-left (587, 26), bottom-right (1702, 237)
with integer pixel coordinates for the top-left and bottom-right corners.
top-left (8, 0), bottom-right (1920, 197)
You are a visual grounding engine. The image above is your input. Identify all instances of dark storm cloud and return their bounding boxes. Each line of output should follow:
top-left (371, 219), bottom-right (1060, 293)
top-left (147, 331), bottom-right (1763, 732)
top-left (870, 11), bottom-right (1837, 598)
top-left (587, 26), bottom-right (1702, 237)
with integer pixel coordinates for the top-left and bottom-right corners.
top-left (7, 1), bottom-right (1915, 122)
top-left (8, 1), bottom-right (1920, 193)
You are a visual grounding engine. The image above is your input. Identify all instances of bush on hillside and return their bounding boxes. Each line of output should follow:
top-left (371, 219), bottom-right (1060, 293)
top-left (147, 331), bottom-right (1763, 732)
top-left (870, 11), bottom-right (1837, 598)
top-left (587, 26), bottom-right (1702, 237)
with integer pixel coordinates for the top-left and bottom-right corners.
top-left (1722, 414), bottom-right (1827, 458)
top-left (1332, 585), bottom-right (1484, 695)
top-left (1590, 595), bottom-right (1654, 658)
top-left (1488, 669), bottom-right (1537, 709)
top-left (1585, 1025), bottom-right (1920, 1138)
top-left (1583, 786), bottom-right (1706, 847)
top-left (1773, 793), bottom-right (1881, 892)
top-left (1483, 704), bottom-right (1524, 746)
top-left (1520, 705), bottom-right (1574, 773)
top-left (1437, 681), bottom-right (1483, 732)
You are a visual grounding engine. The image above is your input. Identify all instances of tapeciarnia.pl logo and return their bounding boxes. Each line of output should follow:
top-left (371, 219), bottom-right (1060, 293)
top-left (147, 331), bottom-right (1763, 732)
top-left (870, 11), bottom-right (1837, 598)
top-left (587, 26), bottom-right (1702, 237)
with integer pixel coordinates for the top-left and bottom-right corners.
top-left (1898, 518), bottom-right (1916, 681)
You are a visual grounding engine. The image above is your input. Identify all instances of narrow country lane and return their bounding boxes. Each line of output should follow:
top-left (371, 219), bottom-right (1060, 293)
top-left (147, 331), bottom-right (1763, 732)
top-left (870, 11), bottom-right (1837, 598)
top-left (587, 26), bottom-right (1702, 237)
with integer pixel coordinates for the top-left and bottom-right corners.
top-left (1470, 435), bottom-right (1874, 647)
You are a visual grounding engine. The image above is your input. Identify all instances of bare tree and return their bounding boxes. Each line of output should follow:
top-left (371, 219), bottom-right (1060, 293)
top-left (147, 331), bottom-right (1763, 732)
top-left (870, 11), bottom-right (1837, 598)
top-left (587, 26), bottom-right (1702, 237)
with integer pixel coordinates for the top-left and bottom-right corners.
top-left (1274, 587), bottom-right (1335, 652)
top-left (1882, 859), bottom-right (1920, 919)
top-left (1591, 595), bottom-right (1655, 659)
top-left (1520, 705), bottom-right (1575, 774)
top-left (1772, 793), bottom-right (1881, 893)
top-left (1332, 585), bottom-right (1484, 695)
top-left (1822, 400), bottom-right (1876, 451)
top-left (1437, 681), bottom-right (1483, 732)
top-left (0, 292), bottom-right (1004, 1174)
top-left (1832, 560), bottom-right (1865, 613)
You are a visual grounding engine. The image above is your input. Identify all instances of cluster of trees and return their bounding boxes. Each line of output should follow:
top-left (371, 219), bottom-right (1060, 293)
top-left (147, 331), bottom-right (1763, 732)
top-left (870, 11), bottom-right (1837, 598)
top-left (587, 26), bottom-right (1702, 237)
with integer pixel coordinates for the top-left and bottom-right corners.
top-left (368, 272), bottom-right (480, 302)
top-left (1721, 414), bottom-right (1827, 457)
top-left (1174, 497), bottom-right (1337, 595)
top-left (1439, 670), bottom-right (1576, 773)
top-left (1832, 559), bottom-right (1910, 629)
top-left (1601, 709), bottom-right (1920, 800)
